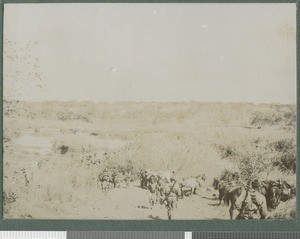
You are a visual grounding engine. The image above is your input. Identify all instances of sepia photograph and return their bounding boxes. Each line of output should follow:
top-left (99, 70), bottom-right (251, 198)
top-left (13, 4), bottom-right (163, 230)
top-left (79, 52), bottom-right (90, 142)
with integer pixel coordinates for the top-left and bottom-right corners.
top-left (3, 3), bottom-right (296, 220)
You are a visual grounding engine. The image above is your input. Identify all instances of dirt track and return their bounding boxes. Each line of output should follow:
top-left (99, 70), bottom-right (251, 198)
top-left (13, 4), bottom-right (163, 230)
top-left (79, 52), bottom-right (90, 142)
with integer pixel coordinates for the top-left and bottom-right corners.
top-left (50, 181), bottom-right (229, 220)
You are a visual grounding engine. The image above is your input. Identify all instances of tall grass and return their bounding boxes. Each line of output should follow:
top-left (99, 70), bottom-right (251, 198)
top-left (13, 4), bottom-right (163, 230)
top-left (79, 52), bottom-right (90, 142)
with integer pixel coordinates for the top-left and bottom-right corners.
top-left (3, 101), bottom-right (296, 219)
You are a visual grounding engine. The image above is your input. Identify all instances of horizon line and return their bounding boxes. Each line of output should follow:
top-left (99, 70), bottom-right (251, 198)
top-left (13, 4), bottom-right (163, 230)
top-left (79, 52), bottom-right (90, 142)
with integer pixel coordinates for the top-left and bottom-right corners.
top-left (3, 98), bottom-right (296, 106)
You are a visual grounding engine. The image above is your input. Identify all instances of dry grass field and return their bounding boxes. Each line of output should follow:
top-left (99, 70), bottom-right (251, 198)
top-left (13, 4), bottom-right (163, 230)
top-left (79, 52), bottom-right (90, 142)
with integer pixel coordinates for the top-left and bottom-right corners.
top-left (3, 100), bottom-right (296, 219)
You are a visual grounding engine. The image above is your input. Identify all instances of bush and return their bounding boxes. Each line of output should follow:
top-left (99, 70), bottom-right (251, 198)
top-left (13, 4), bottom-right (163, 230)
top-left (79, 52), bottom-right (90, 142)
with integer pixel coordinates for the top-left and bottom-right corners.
top-left (270, 138), bottom-right (296, 173)
top-left (250, 110), bottom-right (296, 127)
top-left (3, 191), bottom-right (17, 205)
top-left (216, 144), bottom-right (237, 158)
top-left (215, 136), bottom-right (296, 180)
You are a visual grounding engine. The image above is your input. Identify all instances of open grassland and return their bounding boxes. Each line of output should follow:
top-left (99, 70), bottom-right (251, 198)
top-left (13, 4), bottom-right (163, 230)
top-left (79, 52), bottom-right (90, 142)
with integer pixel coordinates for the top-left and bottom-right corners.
top-left (3, 100), bottom-right (296, 219)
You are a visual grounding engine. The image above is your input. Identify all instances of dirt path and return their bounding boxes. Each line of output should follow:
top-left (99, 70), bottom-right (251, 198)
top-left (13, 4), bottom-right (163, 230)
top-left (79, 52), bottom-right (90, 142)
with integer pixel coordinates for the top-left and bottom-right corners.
top-left (58, 181), bottom-right (230, 220)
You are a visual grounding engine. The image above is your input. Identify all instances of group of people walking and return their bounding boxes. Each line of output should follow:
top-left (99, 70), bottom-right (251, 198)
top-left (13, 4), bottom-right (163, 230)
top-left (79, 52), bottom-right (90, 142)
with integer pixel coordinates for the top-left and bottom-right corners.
top-left (142, 169), bottom-right (205, 220)
top-left (147, 173), bottom-right (181, 220)
top-left (98, 169), bottom-right (131, 192)
top-left (215, 172), bottom-right (295, 220)
top-left (97, 168), bottom-right (294, 220)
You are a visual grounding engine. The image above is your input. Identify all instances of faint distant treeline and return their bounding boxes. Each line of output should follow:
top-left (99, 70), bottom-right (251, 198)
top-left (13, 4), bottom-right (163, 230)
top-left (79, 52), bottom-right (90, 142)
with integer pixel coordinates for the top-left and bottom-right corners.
top-left (3, 100), bottom-right (296, 128)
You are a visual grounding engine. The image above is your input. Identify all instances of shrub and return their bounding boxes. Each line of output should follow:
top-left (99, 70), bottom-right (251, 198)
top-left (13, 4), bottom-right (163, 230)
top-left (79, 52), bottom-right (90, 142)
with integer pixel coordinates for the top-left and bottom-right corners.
top-left (250, 109), bottom-right (295, 127)
top-left (216, 136), bottom-right (296, 180)
top-left (3, 191), bottom-right (17, 205)
top-left (270, 138), bottom-right (296, 173)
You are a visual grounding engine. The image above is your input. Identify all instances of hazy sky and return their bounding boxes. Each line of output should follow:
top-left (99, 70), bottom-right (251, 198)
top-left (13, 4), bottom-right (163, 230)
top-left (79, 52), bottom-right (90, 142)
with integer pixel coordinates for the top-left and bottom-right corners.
top-left (4, 3), bottom-right (296, 103)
